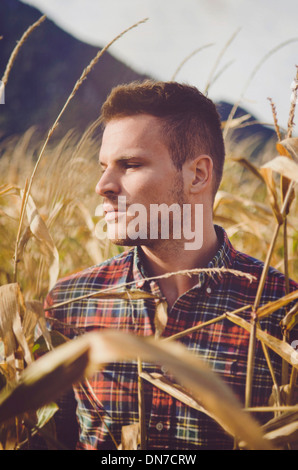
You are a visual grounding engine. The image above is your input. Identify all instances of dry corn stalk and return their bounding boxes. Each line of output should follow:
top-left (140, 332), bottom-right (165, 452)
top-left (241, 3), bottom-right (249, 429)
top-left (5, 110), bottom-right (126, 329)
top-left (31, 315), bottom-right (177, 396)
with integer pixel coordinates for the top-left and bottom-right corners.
top-left (120, 423), bottom-right (140, 450)
top-left (0, 329), bottom-right (274, 450)
top-left (20, 191), bottom-right (59, 290)
top-left (23, 300), bottom-right (53, 353)
top-left (0, 284), bottom-right (32, 372)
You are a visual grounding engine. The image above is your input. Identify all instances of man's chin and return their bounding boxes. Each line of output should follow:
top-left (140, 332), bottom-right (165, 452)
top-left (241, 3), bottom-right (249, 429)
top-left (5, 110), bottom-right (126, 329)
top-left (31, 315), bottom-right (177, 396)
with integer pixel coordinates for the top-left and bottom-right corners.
top-left (108, 237), bottom-right (145, 247)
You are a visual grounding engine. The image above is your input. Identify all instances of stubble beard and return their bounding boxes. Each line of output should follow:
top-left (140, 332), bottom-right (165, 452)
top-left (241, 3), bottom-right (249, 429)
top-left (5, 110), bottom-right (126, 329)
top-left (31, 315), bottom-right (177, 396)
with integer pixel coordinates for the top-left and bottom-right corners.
top-left (108, 172), bottom-right (186, 248)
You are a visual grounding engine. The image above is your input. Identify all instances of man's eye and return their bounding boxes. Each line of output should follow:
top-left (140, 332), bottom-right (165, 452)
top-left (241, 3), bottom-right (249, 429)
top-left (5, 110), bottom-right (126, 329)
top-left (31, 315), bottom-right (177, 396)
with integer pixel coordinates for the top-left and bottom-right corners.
top-left (124, 163), bottom-right (141, 169)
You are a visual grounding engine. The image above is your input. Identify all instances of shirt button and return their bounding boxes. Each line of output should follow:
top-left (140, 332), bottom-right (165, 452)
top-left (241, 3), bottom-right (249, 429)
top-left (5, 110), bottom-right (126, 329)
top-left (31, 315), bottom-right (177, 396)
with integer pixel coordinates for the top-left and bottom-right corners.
top-left (156, 422), bottom-right (163, 431)
top-left (206, 287), bottom-right (212, 294)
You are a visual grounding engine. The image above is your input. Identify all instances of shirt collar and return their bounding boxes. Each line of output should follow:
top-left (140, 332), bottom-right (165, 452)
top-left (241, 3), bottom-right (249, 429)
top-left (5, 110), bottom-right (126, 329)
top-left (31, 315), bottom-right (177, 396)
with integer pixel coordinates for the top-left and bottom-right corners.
top-left (130, 225), bottom-right (236, 290)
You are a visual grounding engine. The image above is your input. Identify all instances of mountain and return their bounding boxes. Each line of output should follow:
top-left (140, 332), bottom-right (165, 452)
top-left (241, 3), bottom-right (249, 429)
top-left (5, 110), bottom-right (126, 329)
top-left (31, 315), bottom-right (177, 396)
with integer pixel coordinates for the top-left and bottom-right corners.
top-left (0, 0), bottom-right (275, 151)
top-left (0, 0), bottom-right (149, 140)
top-left (216, 101), bottom-right (275, 156)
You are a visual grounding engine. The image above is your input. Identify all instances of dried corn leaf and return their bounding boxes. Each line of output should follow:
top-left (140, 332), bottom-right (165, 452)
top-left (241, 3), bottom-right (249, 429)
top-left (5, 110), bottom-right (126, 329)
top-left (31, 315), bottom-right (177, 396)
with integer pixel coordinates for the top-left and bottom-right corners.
top-left (262, 156), bottom-right (298, 183)
top-left (0, 283), bottom-right (32, 369)
top-left (0, 184), bottom-right (20, 197)
top-left (120, 423), bottom-right (140, 450)
top-left (0, 363), bottom-right (15, 383)
top-left (257, 289), bottom-right (298, 319)
top-left (154, 300), bottom-right (168, 338)
top-left (35, 402), bottom-right (58, 432)
top-left (21, 191), bottom-right (59, 290)
top-left (222, 114), bottom-right (252, 129)
top-left (226, 311), bottom-right (298, 369)
top-left (274, 138), bottom-right (297, 213)
top-left (261, 409), bottom-right (298, 448)
top-left (0, 418), bottom-right (20, 450)
top-left (280, 302), bottom-right (298, 333)
top-left (141, 371), bottom-right (212, 416)
top-left (0, 330), bottom-right (273, 450)
top-left (276, 137), bottom-right (298, 162)
top-left (33, 331), bottom-right (68, 360)
top-left (232, 157), bottom-right (265, 183)
top-left (47, 289), bottom-right (162, 311)
top-left (280, 175), bottom-right (295, 215)
top-left (264, 422), bottom-right (298, 447)
top-left (75, 201), bottom-right (104, 265)
top-left (17, 226), bottom-right (32, 261)
top-left (24, 300), bottom-right (53, 352)
top-left (213, 190), bottom-right (272, 219)
top-left (259, 167), bottom-right (283, 224)
top-left (31, 404), bottom-right (59, 450)
top-left (263, 410), bottom-right (298, 433)
top-left (268, 384), bottom-right (298, 407)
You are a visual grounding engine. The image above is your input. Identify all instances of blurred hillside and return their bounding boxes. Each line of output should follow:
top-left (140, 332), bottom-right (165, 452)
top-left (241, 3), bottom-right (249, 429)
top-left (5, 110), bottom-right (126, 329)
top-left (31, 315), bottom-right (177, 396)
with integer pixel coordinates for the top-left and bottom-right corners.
top-left (0, 0), bottom-right (275, 151)
top-left (0, 0), bottom-right (149, 140)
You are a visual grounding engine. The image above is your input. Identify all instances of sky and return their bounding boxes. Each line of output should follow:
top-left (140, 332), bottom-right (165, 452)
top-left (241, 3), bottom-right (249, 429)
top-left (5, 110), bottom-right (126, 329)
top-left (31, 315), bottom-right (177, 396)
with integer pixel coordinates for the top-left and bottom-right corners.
top-left (20, 0), bottom-right (298, 130)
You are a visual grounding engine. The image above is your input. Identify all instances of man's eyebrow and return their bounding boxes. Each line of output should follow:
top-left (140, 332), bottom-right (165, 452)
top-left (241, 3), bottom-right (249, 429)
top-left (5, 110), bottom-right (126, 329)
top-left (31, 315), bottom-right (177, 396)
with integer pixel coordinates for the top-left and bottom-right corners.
top-left (99, 155), bottom-right (147, 166)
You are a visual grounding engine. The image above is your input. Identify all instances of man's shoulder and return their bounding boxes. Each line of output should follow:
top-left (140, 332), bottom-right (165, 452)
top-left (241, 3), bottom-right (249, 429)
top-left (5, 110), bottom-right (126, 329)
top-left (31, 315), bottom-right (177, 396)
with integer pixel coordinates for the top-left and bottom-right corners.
top-left (45, 248), bottom-right (134, 305)
top-left (233, 247), bottom-right (298, 296)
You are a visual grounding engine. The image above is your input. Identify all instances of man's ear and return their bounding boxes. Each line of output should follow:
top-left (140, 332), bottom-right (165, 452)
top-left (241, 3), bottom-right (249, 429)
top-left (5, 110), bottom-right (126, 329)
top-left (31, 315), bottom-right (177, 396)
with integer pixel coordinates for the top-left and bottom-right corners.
top-left (187, 155), bottom-right (213, 194)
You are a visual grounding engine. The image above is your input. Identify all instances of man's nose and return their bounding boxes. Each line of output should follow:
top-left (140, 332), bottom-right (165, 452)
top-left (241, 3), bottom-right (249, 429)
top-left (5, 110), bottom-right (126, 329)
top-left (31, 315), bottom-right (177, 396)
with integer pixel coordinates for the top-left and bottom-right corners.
top-left (95, 169), bottom-right (121, 196)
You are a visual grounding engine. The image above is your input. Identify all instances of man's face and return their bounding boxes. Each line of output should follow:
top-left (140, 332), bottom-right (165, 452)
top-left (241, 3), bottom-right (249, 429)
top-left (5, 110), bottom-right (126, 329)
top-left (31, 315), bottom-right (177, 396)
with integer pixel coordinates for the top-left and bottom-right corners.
top-left (96, 114), bottom-right (186, 246)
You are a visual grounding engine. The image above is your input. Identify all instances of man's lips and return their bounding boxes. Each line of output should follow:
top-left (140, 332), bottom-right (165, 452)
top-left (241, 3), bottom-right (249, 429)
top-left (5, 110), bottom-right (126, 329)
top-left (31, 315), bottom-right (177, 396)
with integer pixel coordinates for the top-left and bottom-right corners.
top-left (103, 203), bottom-right (126, 222)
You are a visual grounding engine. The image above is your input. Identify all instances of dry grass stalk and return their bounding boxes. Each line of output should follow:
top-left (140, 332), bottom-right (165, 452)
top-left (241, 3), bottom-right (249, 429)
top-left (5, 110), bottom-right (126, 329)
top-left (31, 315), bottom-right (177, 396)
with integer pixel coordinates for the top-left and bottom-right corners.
top-left (257, 289), bottom-right (298, 319)
top-left (287, 66), bottom-right (298, 139)
top-left (267, 97), bottom-right (282, 141)
top-left (45, 267), bottom-right (256, 312)
top-left (246, 406), bottom-right (298, 413)
top-left (137, 358), bottom-right (147, 449)
top-left (223, 38), bottom-right (298, 139)
top-left (171, 43), bottom-right (214, 81)
top-left (163, 305), bottom-right (250, 343)
top-left (13, 17), bottom-right (148, 286)
top-left (204, 28), bottom-right (241, 94)
top-left (1, 15), bottom-right (46, 88)
top-left (280, 302), bottom-right (298, 334)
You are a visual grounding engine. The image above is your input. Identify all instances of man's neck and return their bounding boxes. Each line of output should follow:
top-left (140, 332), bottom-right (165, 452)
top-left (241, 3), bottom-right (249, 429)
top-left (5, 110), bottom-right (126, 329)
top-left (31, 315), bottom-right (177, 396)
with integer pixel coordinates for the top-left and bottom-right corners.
top-left (140, 224), bottom-right (220, 309)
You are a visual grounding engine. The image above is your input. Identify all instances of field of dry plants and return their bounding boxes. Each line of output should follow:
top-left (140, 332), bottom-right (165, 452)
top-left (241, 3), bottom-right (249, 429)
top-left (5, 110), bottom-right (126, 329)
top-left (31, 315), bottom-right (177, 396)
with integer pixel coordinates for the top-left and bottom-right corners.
top-left (0, 15), bottom-right (298, 451)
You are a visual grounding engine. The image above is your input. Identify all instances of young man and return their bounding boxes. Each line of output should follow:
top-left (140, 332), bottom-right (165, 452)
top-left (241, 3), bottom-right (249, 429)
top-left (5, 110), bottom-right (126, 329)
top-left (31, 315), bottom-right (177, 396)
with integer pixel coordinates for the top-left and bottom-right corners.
top-left (45, 80), bottom-right (297, 450)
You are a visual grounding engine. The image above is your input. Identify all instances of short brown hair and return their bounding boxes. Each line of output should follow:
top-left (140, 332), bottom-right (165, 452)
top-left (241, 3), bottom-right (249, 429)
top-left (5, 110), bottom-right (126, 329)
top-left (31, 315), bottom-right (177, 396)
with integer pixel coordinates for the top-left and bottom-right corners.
top-left (100, 80), bottom-right (225, 194)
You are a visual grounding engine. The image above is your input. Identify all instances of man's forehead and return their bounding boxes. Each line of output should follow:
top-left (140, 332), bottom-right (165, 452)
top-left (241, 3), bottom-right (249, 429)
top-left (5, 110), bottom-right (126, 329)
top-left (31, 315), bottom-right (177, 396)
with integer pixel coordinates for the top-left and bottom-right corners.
top-left (102, 114), bottom-right (162, 135)
top-left (99, 114), bottom-right (166, 160)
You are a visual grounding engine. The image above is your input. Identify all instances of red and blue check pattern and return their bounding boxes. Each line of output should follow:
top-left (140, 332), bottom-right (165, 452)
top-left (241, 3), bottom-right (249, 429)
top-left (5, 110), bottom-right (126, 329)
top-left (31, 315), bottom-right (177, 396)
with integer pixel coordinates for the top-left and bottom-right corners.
top-left (44, 226), bottom-right (298, 450)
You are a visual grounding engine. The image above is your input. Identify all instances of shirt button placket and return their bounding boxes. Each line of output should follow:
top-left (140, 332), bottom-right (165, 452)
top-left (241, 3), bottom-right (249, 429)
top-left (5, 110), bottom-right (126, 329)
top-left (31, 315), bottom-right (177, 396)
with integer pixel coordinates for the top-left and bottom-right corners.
top-left (156, 422), bottom-right (163, 432)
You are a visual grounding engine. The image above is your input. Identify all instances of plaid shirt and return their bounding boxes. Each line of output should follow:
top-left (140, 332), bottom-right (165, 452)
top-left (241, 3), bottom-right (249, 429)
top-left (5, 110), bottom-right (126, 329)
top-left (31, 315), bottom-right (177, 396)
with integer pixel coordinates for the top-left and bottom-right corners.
top-left (45, 226), bottom-right (297, 450)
